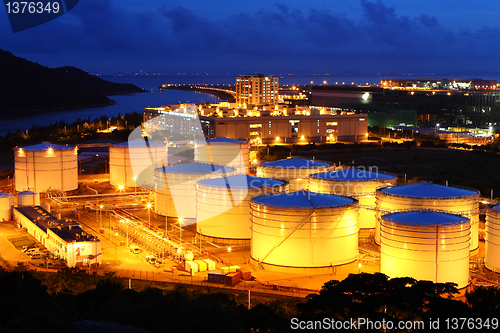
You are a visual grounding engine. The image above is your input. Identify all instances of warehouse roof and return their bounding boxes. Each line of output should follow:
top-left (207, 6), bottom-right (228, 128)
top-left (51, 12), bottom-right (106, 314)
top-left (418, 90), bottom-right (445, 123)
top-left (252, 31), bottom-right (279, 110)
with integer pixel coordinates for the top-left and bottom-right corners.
top-left (112, 140), bottom-right (166, 148)
top-left (383, 210), bottom-right (469, 226)
top-left (311, 168), bottom-right (396, 181)
top-left (251, 190), bottom-right (355, 209)
top-left (260, 157), bottom-right (329, 168)
top-left (380, 182), bottom-right (479, 199)
top-left (17, 143), bottom-right (75, 151)
top-left (198, 175), bottom-right (285, 189)
top-left (155, 162), bottom-right (234, 174)
top-left (205, 137), bottom-right (247, 144)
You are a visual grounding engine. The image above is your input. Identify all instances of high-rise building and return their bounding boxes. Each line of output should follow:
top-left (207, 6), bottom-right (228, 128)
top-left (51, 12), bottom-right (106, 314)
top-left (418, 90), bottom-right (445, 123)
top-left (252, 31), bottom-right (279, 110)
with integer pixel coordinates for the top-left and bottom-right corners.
top-left (235, 74), bottom-right (279, 106)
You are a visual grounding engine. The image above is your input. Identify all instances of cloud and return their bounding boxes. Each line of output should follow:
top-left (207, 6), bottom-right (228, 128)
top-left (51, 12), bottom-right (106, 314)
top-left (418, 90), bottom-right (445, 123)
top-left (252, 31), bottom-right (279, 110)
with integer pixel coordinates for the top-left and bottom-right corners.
top-left (2, 0), bottom-right (500, 74)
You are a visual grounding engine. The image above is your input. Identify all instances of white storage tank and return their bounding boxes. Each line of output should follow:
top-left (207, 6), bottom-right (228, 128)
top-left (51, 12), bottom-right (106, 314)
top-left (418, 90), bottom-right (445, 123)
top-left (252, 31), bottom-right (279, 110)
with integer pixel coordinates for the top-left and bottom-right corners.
top-left (380, 210), bottom-right (470, 289)
top-left (154, 162), bottom-right (234, 220)
top-left (196, 175), bottom-right (288, 243)
top-left (15, 143), bottom-right (78, 192)
top-left (109, 140), bottom-right (167, 188)
top-left (485, 205), bottom-right (500, 272)
top-left (250, 190), bottom-right (358, 270)
top-left (17, 191), bottom-right (40, 207)
top-left (375, 182), bottom-right (480, 251)
top-left (257, 158), bottom-right (331, 191)
top-left (309, 168), bottom-right (397, 229)
top-left (0, 192), bottom-right (14, 221)
top-left (194, 137), bottom-right (250, 174)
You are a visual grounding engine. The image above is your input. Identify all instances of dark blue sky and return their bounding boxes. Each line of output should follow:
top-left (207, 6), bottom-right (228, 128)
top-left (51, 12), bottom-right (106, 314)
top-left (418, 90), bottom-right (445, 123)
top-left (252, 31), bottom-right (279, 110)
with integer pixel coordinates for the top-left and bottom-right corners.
top-left (2, 0), bottom-right (500, 75)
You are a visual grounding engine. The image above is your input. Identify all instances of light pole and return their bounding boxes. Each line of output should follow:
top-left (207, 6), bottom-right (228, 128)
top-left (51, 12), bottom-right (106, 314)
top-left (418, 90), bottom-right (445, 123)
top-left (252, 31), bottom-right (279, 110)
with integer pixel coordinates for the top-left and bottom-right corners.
top-left (147, 203), bottom-right (152, 229)
top-left (227, 247), bottom-right (232, 270)
top-left (99, 205), bottom-right (103, 231)
top-left (115, 232), bottom-right (118, 263)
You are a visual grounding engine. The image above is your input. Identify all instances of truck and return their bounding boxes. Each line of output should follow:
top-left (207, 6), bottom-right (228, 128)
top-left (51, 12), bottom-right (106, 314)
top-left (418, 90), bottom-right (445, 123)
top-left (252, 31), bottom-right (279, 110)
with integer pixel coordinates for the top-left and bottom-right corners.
top-left (130, 245), bottom-right (140, 254)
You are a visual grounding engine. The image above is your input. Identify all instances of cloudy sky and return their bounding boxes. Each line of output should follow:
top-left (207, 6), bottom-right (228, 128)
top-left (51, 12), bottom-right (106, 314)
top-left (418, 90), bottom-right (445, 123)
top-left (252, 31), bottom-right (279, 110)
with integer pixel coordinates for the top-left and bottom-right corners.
top-left (2, 0), bottom-right (500, 75)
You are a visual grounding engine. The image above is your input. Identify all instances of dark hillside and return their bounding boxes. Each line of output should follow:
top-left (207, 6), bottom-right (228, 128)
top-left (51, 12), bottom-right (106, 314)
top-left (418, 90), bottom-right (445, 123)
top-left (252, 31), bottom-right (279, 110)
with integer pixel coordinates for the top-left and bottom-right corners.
top-left (52, 66), bottom-right (144, 95)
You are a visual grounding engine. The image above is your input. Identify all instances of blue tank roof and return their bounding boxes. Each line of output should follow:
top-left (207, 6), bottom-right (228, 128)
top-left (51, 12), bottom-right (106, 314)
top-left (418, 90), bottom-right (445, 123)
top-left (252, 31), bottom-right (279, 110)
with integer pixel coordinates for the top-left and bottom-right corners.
top-left (251, 190), bottom-right (355, 209)
top-left (0, 192), bottom-right (13, 198)
top-left (17, 191), bottom-right (38, 195)
top-left (311, 168), bottom-right (396, 181)
top-left (380, 183), bottom-right (479, 199)
top-left (18, 143), bottom-right (74, 151)
top-left (260, 158), bottom-right (329, 168)
top-left (198, 175), bottom-right (285, 189)
top-left (112, 140), bottom-right (165, 148)
top-left (155, 162), bottom-right (234, 174)
top-left (383, 210), bottom-right (468, 226)
top-left (493, 205), bottom-right (500, 211)
top-left (205, 137), bottom-right (247, 144)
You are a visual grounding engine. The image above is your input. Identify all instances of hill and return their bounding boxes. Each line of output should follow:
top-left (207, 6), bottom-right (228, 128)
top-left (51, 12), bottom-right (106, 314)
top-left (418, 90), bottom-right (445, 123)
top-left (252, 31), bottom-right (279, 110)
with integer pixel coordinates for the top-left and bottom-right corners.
top-left (52, 66), bottom-right (144, 95)
top-left (0, 50), bottom-right (143, 119)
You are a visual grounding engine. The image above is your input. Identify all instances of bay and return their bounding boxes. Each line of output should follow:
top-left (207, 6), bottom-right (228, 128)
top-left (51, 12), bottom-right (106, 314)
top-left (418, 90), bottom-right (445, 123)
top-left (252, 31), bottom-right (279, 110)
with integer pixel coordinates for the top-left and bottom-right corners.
top-left (2, 73), bottom-right (497, 136)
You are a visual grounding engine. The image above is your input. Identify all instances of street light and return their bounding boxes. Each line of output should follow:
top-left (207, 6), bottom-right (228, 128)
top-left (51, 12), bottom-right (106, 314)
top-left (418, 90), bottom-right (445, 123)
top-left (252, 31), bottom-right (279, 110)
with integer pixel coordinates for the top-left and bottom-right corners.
top-left (115, 232), bottom-right (118, 263)
top-left (146, 203), bottom-right (152, 229)
top-left (227, 247), bottom-right (232, 269)
top-left (99, 205), bottom-right (103, 230)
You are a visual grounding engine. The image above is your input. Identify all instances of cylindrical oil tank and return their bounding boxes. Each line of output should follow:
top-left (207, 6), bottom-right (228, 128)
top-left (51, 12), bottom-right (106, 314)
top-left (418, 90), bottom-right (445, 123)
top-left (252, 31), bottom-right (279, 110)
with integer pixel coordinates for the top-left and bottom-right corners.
top-left (17, 191), bottom-right (40, 206)
top-left (194, 137), bottom-right (250, 174)
top-left (154, 162), bottom-right (234, 219)
top-left (485, 205), bottom-right (500, 272)
top-left (0, 192), bottom-right (14, 221)
top-left (250, 190), bottom-right (358, 269)
top-left (375, 182), bottom-right (480, 251)
top-left (109, 140), bottom-right (167, 188)
top-left (309, 168), bottom-right (397, 229)
top-left (257, 158), bottom-right (331, 191)
top-left (15, 143), bottom-right (78, 192)
top-left (196, 175), bottom-right (288, 243)
top-left (380, 210), bottom-right (470, 289)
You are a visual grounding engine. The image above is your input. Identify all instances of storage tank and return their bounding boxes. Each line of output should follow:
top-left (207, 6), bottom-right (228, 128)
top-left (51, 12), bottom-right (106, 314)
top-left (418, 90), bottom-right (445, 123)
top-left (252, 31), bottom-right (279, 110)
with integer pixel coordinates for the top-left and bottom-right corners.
top-left (194, 137), bottom-right (250, 174)
top-left (257, 158), bottom-right (331, 191)
top-left (196, 175), bottom-right (288, 243)
top-left (250, 190), bottom-right (358, 271)
top-left (109, 140), bottom-right (167, 188)
top-left (485, 205), bottom-right (500, 272)
top-left (0, 192), bottom-right (14, 221)
top-left (380, 210), bottom-right (470, 289)
top-left (17, 191), bottom-right (40, 206)
top-left (154, 162), bottom-right (234, 220)
top-left (309, 168), bottom-right (397, 229)
top-left (15, 143), bottom-right (78, 192)
top-left (375, 182), bottom-right (480, 251)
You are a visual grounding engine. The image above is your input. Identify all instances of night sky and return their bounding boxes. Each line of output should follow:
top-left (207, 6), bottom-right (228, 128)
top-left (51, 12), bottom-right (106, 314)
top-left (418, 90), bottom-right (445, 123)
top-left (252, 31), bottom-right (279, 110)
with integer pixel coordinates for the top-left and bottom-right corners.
top-left (2, 0), bottom-right (500, 75)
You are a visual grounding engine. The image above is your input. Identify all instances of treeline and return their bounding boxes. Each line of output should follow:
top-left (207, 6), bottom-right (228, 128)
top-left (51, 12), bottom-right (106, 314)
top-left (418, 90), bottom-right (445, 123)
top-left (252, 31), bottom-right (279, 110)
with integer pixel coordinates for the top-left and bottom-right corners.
top-left (0, 111), bottom-right (144, 153)
top-left (1, 268), bottom-right (499, 333)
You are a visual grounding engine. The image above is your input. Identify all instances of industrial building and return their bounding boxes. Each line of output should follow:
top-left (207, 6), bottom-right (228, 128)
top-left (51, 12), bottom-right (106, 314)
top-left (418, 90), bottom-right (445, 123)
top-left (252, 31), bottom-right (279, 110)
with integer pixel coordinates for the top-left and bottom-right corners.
top-left (109, 140), bottom-right (167, 188)
top-left (380, 78), bottom-right (497, 90)
top-left (194, 137), bottom-right (250, 174)
top-left (380, 210), bottom-right (470, 289)
top-left (235, 74), bottom-right (279, 106)
top-left (196, 175), bottom-right (288, 244)
top-left (308, 168), bottom-right (397, 230)
top-left (14, 143), bottom-right (78, 193)
top-left (250, 190), bottom-right (359, 272)
top-left (143, 104), bottom-right (368, 143)
top-left (375, 182), bottom-right (480, 252)
top-left (257, 158), bottom-right (331, 191)
top-left (14, 205), bottom-right (102, 267)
